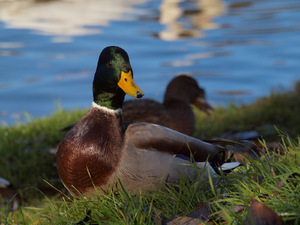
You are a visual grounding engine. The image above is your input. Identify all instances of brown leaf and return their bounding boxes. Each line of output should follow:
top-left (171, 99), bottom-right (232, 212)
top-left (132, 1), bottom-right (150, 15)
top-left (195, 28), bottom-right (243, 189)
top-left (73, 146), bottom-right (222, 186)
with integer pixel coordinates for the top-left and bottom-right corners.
top-left (245, 200), bottom-right (283, 225)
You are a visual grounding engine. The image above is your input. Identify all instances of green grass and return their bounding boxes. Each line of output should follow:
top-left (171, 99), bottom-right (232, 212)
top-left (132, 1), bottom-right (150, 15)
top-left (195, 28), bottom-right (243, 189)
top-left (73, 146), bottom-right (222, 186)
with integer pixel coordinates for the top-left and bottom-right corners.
top-left (1, 84), bottom-right (300, 224)
top-left (1, 133), bottom-right (299, 224)
top-left (194, 85), bottom-right (300, 140)
top-left (0, 106), bottom-right (87, 198)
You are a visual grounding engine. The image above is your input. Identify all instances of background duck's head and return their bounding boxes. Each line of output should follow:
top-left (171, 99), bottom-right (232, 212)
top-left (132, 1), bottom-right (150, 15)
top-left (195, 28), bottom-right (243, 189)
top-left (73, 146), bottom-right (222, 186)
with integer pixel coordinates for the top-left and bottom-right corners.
top-left (164, 75), bottom-right (213, 114)
top-left (93, 46), bottom-right (144, 109)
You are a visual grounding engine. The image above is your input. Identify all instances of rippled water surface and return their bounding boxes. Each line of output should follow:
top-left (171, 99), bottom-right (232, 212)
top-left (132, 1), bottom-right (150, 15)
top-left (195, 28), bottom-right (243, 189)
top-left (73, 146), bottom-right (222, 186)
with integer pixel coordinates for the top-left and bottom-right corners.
top-left (0, 0), bottom-right (300, 125)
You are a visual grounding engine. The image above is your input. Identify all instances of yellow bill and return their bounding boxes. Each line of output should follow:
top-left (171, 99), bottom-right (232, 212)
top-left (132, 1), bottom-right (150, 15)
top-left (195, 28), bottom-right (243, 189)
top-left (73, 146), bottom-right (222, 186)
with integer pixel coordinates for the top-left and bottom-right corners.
top-left (118, 71), bottom-right (144, 98)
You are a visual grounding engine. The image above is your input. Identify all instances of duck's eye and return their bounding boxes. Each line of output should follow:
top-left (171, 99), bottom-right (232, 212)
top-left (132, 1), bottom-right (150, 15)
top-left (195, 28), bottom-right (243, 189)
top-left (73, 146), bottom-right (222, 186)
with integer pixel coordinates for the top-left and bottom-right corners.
top-left (106, 61), bottom-right (113, 67)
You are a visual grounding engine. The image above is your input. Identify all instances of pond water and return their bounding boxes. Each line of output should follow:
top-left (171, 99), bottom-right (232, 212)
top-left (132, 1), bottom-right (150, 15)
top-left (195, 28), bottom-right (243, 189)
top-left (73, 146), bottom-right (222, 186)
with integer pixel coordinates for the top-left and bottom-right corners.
top-left (0, 0), bottom-right (300, 125)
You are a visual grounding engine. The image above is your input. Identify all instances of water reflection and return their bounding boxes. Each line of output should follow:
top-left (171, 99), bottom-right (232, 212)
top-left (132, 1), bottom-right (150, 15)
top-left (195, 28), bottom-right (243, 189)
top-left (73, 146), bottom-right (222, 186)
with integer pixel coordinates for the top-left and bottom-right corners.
top-left (54, 70), bottom-right (91, 81)
top-left (226, 0), bottom-right (300, 35)
top-left (0, 42), bottom-right (25, 48)
top-left (22, 77), bottom-right (41, 84)
top-left (0, 0), bottom-right (144, 42)
top-left (1, 0), bottom-right (300, 125)
top-left (0, 50), bottom-right (21, 56)
top-left (0, 41), bottom-right (25, 56)
top-left (158, 0), bottom-right (225, 40)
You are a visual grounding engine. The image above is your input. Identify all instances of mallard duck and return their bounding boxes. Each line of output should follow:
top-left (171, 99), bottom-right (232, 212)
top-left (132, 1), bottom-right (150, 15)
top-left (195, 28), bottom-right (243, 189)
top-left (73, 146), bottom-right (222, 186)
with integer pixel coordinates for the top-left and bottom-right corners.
top-left (56, 46), bottom-right (237, 196)
top-left (123, 75), bottom-right (213, 135)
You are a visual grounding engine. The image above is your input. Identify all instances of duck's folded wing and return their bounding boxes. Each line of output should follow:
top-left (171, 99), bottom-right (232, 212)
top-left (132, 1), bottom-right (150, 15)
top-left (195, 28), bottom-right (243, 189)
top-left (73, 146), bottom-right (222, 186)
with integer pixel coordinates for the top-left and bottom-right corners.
top-left (124, 122), bottom-right (222, 162)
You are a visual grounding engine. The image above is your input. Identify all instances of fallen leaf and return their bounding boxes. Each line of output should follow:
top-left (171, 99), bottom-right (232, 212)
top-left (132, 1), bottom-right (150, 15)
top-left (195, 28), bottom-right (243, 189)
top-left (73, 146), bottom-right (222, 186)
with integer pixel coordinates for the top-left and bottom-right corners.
top-left (245, 200), bottom-right (283, 225)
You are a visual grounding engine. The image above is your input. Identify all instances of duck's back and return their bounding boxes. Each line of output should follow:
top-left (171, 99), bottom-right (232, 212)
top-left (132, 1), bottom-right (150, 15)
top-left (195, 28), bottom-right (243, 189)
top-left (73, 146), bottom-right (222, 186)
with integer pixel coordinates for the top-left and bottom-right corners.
top-left (123, 99), bottom-right (195, 135)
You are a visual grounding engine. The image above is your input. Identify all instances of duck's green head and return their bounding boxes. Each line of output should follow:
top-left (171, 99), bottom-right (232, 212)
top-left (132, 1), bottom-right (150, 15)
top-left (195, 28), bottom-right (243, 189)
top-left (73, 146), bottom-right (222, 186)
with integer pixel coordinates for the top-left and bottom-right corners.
top-left (93, 46), bottom-right (144, 109)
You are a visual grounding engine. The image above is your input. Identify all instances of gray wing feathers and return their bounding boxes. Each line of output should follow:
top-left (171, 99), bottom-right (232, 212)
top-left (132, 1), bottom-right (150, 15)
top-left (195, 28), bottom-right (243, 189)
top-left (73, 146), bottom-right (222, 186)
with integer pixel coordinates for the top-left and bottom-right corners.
top-left (125, 122), bottom-right (221, 162)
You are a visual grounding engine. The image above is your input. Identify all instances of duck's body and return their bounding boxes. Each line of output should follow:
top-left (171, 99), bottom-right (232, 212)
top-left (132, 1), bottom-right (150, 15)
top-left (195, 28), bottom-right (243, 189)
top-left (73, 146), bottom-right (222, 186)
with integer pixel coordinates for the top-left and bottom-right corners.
top-left (56, 46), bottom-right (234, 196)
top-left (58, 102), bottom-right (219, 195)
top-left (123, 98), bottom-right (195, 135)
top-left (123, 75), bottom-right (212, 135)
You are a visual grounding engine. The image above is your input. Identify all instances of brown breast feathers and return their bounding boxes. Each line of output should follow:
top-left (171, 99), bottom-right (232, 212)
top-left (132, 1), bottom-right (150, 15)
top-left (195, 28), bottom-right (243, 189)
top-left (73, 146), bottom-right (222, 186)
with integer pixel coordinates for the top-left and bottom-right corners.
top-left (56, 106), bottom-right (124, 195)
